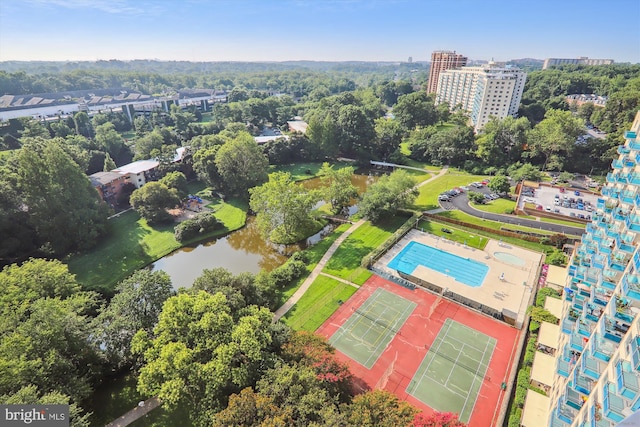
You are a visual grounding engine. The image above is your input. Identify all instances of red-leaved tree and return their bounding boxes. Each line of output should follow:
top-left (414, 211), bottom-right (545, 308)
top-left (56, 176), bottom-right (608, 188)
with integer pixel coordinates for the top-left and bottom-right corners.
top-left (413, 411), bottom-right (467, 427)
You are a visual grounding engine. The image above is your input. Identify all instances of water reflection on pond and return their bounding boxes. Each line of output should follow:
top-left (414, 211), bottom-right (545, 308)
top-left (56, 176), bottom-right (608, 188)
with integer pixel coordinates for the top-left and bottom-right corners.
top-left (153, 217), bottom-right (296, 289)
top-left (152, 172), bottom-right (378, 290)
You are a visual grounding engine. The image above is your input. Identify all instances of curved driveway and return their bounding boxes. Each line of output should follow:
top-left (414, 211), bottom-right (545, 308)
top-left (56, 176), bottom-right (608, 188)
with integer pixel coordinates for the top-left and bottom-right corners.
top-left (448, 192), bottom-right (586, 236)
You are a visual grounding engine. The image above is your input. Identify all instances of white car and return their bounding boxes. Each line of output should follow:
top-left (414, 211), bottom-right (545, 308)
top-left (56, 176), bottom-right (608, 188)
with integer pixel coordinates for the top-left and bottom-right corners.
top-left (523, 197), bottom-right (535, 203)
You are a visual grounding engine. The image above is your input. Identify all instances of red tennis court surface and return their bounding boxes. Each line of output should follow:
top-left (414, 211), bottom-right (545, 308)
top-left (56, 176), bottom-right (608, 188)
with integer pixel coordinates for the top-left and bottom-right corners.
top-left (316, 275), bottom-right (521, 427)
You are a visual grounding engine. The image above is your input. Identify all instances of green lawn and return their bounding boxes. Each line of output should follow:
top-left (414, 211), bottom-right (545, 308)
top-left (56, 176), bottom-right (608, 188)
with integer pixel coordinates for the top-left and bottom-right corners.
top-left (434, 211), bottom-right (552, 252)
top-left (411, 172), bottom-right (488, 211)
top-left (471, 198), bottom-right (516, 214)
top-left (67, 196), bottom-right (248, 294)
top-left (322, 215), bottom-right (409, 284)
top-left (276, 223), bottom-right (351, 307)
top-left (282, 275), bottom-right (358, 332)
top-left (269, 162), bottom-right (326, 181)
top-left (417, 219), bottom-right (488, 249)
top-left (66, 211), bottom-right (181, 293)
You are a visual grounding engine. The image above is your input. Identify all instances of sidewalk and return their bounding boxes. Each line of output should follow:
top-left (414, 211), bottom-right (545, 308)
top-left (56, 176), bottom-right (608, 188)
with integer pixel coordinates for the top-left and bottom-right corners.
top-left (273, 219), bottom-right (366, 321)
top-left (273, 167), bottom-right (449, 322)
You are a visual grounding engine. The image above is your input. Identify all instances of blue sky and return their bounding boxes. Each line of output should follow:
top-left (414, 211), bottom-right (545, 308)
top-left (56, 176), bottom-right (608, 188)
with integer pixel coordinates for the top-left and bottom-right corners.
top-left (1, 0), bottom-right (638, 63)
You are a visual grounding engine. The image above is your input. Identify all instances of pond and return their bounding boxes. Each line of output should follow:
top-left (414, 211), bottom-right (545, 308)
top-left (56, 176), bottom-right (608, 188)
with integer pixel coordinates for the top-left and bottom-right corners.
top-left (92, 171), bottom-right (379, 424)
top-left (152, 172), bottom-right (379, 290)
top-left (153, 216), bottom-right (313, 290)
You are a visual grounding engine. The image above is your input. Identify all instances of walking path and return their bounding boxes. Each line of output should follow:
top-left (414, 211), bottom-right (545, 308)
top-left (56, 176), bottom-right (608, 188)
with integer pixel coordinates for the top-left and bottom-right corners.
top-left (273, 219), bottom-right (366, 321)
top-left (273, 166), bottom-right (449, 322)
top-left (105, 396), bottom-right (161, 427)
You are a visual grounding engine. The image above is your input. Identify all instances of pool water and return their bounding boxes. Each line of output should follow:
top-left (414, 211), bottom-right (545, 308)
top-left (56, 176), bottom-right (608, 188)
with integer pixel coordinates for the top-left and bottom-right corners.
top-left (388, 241), bottom-right (488, 288)
top-left (494, 251), bottom-right (526, 267)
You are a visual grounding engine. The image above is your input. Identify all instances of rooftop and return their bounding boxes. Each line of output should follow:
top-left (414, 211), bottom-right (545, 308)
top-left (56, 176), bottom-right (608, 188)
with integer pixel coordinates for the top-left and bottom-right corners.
top-left (113, 159), bottom-right (159, 174)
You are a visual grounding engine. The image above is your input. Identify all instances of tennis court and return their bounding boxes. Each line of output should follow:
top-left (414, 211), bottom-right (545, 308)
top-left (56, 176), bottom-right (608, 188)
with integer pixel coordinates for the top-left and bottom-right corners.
top-left (328, 288), bottom-right (416, 369)
top-left (407, 318), bottom-right (496, 423)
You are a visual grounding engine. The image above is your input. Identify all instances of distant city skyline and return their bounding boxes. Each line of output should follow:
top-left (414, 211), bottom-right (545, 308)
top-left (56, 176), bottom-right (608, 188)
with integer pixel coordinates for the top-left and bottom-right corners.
top-left (0, 0), bottom-right (638, 64)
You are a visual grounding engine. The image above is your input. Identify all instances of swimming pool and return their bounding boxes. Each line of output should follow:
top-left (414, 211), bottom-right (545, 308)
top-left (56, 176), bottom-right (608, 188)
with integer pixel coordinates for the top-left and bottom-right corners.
top-left (494, 251), bottom-right (526, 267)
top-left (388, 241), bottom-right (488, 288)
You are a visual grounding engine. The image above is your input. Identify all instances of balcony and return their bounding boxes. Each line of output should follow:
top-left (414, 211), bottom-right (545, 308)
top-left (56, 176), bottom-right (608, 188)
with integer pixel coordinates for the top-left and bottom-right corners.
top-left (573, 370), bottom-right (595, 395)
top-left (618, 146), bottom-right (631, 155)
top-left (563, 317), bottom-right (576, 334)
top-left (592, 334), bottom-right (616, 362)
top-left (603, 382), bottom-right (626, 423)
top-left (626, 131), bottom-right (637, 140)
top-left (565, 387), bottom-right (585, 410)
top-left (616, 360), bottom-right (640, 400)
top-left (603, 315), bottom-right (628, 342)
top-left (630, 139), bottom-right (640, 150)
top-left (557, 356), bottom-right (572, 377)
top-left (571, 331), bottom-right (587, 350)
top-left (582, 355), bottom-right (601, 380)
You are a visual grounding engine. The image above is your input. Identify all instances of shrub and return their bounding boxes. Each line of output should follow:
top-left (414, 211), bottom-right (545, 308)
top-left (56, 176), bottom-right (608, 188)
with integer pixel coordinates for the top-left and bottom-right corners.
top-left (514, 385), bottom-right (527, 408)
top-left (270, 259), bottom-right (308, 289)
top-left (536, 287), bottom-right (560, 307)
top-left (174, 212), bottom-right (221, 242)
top-left (529, 320), bottom-right (540, 333)
top-left (508, 408), bottom-right (522, 427)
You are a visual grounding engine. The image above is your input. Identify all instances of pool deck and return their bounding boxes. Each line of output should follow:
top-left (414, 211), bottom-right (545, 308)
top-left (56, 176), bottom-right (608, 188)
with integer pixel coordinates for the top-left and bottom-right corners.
top-left (374, 229), bottom-right (543, 328)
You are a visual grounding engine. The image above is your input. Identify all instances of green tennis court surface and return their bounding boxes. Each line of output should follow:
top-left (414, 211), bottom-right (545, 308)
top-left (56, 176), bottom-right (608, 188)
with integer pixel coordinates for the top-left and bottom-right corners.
top-left (329, 288), bottom-right (416, 368)
top-left (407, 319), bottom-right (496, 423)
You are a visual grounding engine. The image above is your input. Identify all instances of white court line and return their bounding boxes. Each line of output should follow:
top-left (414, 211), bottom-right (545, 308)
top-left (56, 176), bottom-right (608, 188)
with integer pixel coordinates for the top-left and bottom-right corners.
top-left (362, 298), bottom-right (416, 367)
top-left (409, 319), bottom-right (454, 390)
top-left (459, 334), bottom-right (497, 420)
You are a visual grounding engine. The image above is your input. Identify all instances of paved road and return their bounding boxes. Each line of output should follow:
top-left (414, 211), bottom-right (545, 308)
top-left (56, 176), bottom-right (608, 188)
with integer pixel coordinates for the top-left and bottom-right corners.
top-left (447, 189), bottom-right (586, 236)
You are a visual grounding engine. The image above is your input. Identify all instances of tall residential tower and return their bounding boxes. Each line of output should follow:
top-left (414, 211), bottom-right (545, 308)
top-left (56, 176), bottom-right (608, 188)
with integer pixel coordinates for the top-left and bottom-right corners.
top-left (546, 111), bottom-right (640, 426)
top-left (434, 61), bottom-right (526, 131)
top-left (427, 50), bottom-right (467, 95)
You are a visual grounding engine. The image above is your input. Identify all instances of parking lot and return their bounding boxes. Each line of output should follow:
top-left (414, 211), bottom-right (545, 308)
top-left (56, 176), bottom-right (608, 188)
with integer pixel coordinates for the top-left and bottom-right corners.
top-left (437, 181), bottom-right (497, 210)
top-left (520, 184), bottom-right (600, 220)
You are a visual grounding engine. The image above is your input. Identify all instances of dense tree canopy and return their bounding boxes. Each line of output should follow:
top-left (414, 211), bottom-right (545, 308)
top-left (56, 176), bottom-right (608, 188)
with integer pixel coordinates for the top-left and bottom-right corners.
top-left (249, 172), bottom-right (321, 244)
top-left (94, 270), bottom-right (173, 369)
top-left (130, 181), bottom-right (181, 224)
top-left (133, 291), bottom-right (278, 426)
top-left (0, 259), bottom-right (103, 403)
top-left (215, 132), bottom-right (269, 195)
top-left (7, 138), bottom-right (110, 257)
top-left (359, 170), bottom-right (417, 223)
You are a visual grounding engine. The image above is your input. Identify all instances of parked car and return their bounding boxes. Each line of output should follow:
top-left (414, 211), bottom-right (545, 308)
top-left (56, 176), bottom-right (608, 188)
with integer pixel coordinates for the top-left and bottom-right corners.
top-left (544, 206), bottom-right (552, 212)
top-left (575, 190), bottom-right (581, 196)
top-left (438, 194), bottom-right (451, 202)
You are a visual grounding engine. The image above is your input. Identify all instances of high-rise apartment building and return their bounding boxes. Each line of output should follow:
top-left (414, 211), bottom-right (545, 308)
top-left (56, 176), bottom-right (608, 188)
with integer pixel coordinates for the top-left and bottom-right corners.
top-left (543, 57), bottom-right (614, 70)
top-left (427, 50), bottom-right (467, 95)
top-left (544, 111), bottom-right (640, 426)
top-left (434, 62), bottom-right (526, 131)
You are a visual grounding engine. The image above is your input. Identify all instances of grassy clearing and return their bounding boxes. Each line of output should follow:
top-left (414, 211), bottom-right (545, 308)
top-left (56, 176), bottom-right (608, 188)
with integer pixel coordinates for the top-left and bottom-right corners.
top-left (471, 198), bottom-right (516, 214)
top-left (322, 215), bottom-right (408, 284)
top-left (67, 196), bottom-right (248, 293)
top-left (282, 275), bottom-right (358, 332)
top-left (269, 162), bottom-right (325, 181)
top-left (411, 172), bottom-right (488, 211)
top-left (276, 223), bottom-right (351, 306)
top-left (434, 211), bottom-right (551, 253)
top-left (417, 219), bottom-right (488, 249)
top-left (66, 211), bottom-right (181, 293)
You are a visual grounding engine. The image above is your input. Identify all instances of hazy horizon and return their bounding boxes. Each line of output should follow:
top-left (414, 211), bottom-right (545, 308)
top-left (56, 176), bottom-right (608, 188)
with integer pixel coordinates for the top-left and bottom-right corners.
top-left (0, 0), bottom-right (638, 64)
